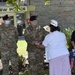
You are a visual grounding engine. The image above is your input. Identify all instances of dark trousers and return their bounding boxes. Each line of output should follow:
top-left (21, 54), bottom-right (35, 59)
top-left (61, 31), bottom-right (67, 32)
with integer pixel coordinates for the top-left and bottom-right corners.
top-left (0, 69), bottom-right (3, 75)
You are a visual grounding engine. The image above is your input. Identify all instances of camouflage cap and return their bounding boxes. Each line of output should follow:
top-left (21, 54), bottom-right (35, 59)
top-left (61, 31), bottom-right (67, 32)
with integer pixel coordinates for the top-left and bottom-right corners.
top-left (30, 15), bottom-right (37, 21)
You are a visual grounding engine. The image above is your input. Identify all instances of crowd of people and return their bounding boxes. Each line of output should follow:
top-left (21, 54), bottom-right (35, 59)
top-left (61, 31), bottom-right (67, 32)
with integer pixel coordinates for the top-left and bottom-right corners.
top-left (0, 14), bottom-right (75, 75)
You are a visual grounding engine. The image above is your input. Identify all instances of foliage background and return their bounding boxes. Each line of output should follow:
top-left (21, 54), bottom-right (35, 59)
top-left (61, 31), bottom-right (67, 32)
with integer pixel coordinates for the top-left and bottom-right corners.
top-left (63, 27), bottom-right (75, 51)
top-left (17, 40), bottom-right (28, 56)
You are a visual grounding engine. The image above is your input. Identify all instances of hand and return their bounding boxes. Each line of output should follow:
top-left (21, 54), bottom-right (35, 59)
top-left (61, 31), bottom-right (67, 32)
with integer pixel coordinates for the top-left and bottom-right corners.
top-left (34, 41), bottom-right (40, 46)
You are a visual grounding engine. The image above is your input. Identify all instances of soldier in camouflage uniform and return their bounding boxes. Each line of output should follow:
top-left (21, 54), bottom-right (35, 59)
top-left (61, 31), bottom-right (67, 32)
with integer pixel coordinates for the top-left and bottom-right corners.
top-left (24, 15), bottom-right (48, 75)
top-left (0, 15), bottom-right (19, 75)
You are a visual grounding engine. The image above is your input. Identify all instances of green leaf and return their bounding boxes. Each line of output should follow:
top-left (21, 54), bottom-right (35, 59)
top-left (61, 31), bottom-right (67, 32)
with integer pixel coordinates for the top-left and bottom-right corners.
top-left (6, 0), bottom-right (20, 11)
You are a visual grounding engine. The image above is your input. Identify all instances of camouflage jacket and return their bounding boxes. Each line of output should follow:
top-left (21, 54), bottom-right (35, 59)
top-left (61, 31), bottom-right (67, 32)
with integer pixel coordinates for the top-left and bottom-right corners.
top-left (0, 24), bottom-right (18, 49)
top-left (24, 25), bottom-right (48, 52)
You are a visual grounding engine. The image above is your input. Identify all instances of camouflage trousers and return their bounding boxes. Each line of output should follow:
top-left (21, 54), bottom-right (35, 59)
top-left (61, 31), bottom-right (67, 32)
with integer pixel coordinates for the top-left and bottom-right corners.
top-left (28, 50), bottom-right (44, 75)
top-left (1, 48), bottom-right (19, 75)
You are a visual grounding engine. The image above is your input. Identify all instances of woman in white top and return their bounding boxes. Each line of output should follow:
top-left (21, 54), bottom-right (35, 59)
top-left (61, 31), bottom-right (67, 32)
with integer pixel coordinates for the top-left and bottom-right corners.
top-left (34, 20), bottom-right (71, 75)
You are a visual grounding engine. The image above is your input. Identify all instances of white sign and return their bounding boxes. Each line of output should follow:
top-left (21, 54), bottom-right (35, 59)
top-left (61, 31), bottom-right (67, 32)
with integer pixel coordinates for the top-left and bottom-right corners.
top-left (0, 6), bottom-right (27, 12)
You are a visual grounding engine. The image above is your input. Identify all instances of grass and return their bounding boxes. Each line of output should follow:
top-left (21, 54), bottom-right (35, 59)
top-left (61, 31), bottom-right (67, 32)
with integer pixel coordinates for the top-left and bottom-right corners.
top-left (17, 40), bottom-right (28, 56)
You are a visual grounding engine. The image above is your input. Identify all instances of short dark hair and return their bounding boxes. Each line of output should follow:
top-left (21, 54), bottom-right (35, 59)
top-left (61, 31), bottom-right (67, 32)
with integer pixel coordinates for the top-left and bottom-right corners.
top-left (30, 15), bottom-right (37, 21)
top-left (49, 24), bottom-right (60, 32)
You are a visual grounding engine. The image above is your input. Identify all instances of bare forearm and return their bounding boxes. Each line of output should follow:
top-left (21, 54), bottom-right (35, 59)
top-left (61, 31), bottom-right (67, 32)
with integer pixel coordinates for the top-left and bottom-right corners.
top-left (38, 44), bottom-right (45, 49)
top-left (34, 42), bottom-right (45, 49)
top-left (71, 41), bottom-right (75, 49)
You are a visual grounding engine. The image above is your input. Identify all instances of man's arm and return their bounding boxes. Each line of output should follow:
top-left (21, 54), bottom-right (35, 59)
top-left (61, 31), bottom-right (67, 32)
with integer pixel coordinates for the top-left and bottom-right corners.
top-left (34, 41), bottom-right (45, 49)
top-left (24, 29), bottom-right (35, 45)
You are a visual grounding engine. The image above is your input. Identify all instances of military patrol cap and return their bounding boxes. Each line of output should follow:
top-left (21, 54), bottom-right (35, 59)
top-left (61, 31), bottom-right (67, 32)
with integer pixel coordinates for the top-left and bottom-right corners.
top-left (30, 15), bottom-right (37, 21)
top-left (2, 14), bottom-right (9, 20)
